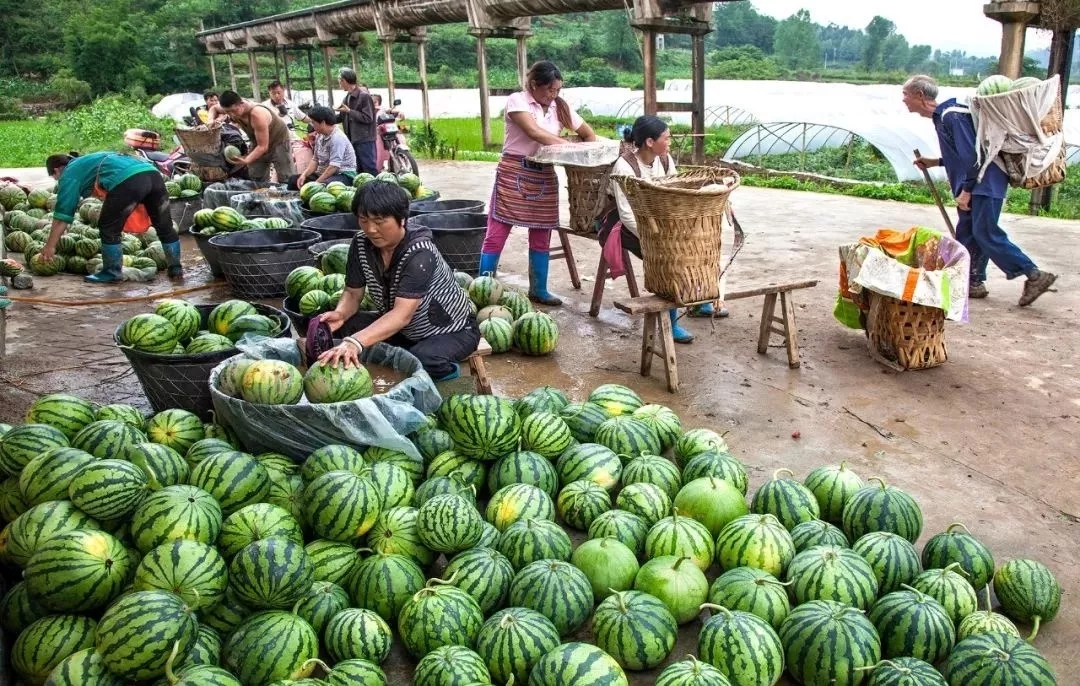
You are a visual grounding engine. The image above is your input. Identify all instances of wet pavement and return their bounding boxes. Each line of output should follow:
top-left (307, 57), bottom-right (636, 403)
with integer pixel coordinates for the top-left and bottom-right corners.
top-left (1, 160), bottom-right (1077, 683)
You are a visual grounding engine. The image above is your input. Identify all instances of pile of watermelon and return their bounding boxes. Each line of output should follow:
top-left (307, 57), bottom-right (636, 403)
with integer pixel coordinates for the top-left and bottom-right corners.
top-left (0, 382), bottom-right (1062, 686)
top-left (285, 264), bottom-right (351, 319)
top-left (191, 206), bottom-right (291, 237)
top-left (116, 299), bottom-right (286, 357)
top-left (215, 353), bottom-right (376, 405)
top-left (456, 272), bottom-right (559, 357)
top-left (300, 172), bottom-right (436, 217)
top-left (165, 174), bottom-right (203, 201)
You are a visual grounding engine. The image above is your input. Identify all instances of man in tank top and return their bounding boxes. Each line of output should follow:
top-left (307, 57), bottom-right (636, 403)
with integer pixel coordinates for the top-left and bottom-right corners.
top-left (213, 90), bottom-right (296, 184)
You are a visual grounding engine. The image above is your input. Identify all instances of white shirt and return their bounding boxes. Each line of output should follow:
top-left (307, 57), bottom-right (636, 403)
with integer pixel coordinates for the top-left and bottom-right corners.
top-left (608, 153), bottom-right (677, 236)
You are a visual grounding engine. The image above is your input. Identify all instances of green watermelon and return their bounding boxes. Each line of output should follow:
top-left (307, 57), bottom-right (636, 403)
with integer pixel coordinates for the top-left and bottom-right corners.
top-left (0, 581), bottom-right (48, 636)
top-left (785, 545), bottom-right (879, 610)
top-left (621, 453), bottom-right (682, 499)
top-left (556, 479), bottom-right (612, 530)
top-left (346, 552), bottom-right (426, 623)
top-left (614, 482), bottom-right (671, 527)
top-left (95, 590), bottom-right (198, 681)
top-left (976, 74), bottom-right (1013, 96)
top-left (715, 514), bottom-right (795, 578)
top-left (911, 563), bottom-right (978, 627)
top-left (475, 607), bottom-right (561, 685)
top-left (308, 192), bottom-right (338, 214)
top-left (527, 642), bottom-right (628, 686)
top-left (633, 555), bottom-right (708, 625)
top-left (188, 450), bottom-right (271, 515)
top-left (645, 508), bottom-right (715, 571)
top-left (412, 427), bottom-right (455, 463)
top-left (197, 585), bottom-right (251, 636)
top-left (12, 615), bottom-right (98, 685)
top-left (133, 539), bottom-right (228, 610)
top-left (804, 462), bottom-right (864, 525)
top-left (146, 409), bottom-right (204, 454)
top-left (992, 558), bottom-right (1061, 640)
top-left (123, 441), bottom-right (189, 489)
top-left (229, 536), bottom-right (314, 609)
top-left (413, 473), bottom-right (475, 509)
top-left (957, 607), bottom-right (1021, 641)
top-left (18, 447), bottom-right (96, 506)
top-left (512, 311), bottom-right (559, 355)
top-left (487, 450), bottom-right (559, 497)
top-left (185, 438), bottom-right (235, 469)
top-left (921, 522), bottom-right (995, 592)
top-left (0, 423), bottom-right (70, 475)
top-left (869, 587), bottom-right (956, 664)
top-left (324, 607), bottom-right (392, 663)
top-left (367, 506), bottom-right (435, 566)
top-left (417, 492), bottom-right (482, 553)
top-left (41, 648), bottom-right (124, 686)
top-left (437, 394), bottom-right (521, 461)
top-left (707, 566), bottom-right (791, 631)
top-left (225, 314), bottom-right (279, 342)
top-left (698, 604), bottom-right (785, 686)
top-left (209, 207), bottom-right (244, 232)
top-left (486, 482), bottom-right (555, 532)
top-left (304, 539), bottom-right (360, 585)
top-left (842, 477), bottom-right (923, 544)
top-left (397, 580), bottom-right (484, 658)
top-left (413, 647), bottom-right (489, 686)
top-left (304, 360), bottom-right (374, 403)
top-left (302, 470), bottom-right (381, 542)
top-left (556, 442), bottom-right (622, 490)
top-left (320, 244), bottom-right (350, 275)
top-left (0, 475), bottom-right (29, 521)
top-left (368, 462), bottom-right (414, 509)
top-left (118, 313), bottom-right (178, 353)
top-left (367, 445), bottom-right (425, 486)
top-left (509, 559), bottom-right (594, 636)
top-left (207, 300), bottom-right (256, 335)
top-left (185, 333), bottom-right (235, 355)
top-left (943, 632), bottom-right (1056, 685)
top-left (498, 289), bottom-right (532, 320)
top-left (291, 580), bottom-right (350, 637)
top-left (23, 528), bottom-right (127, 615)
top-left (750, 468), bottom-right (820, 530)
top-left (778, 599), bottom-right (881, 686)
top-left (71, 419), bottom-right (146, 460)
top-left (853, 531), bottom-right (922, 595)
top-left (559, 401), bottom-right (610, 443)
top-left (790, 519), bottom-right (850, 552)
top-left (571, 537), bottom-right (640, 600)
top-left (497, 517), bottom-right (573, 570)
top-left (154, 300), bottom-right (202, 343)
top-left (594, 415), bottom-right (661, 462)
top-left (25, 393), bottom-right (96, 439)
top-left (588, 509), bottom-right (650, 559)
top-left (593, 590), bottom-right (677, 671)
top-left (865, 657), bottom-right (946, 686)
top-left (520, 411), bottom-right (574, 458)
top-left (588, 384), bottom-right (643, 417)
top-left (655, 655), bottom-right (731, 686)
top-left (286, 266), bottom-right (324, 300)
top-left (130, 484), bottom-right (223, 554)
top-left (672, 476), bottom-right (749, 539)
top-left (221, 610), bottom-right (320, 684)
top-left (631, 404), bottom-right (682, 451)
top-left (300, 181), bottom-right (326, 203)
top-left (6, 500), bottom-right (99, 567)
top-left (467, 275), bottom-right (503, 306)
top-left (218, 502), bottom-right (304, 559)
top-left (673, 428), bottom-right (728, 465)
top-left (444, 546), bottom-right (515, 615)
top-left (301, 444), bottom-right (368, 481)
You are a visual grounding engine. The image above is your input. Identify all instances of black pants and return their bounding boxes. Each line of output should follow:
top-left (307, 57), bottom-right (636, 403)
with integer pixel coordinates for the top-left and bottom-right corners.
top-left (99, 171), bottom-right (178, 246)
top-left (340, 312), bottom-right (481, 379)
top-left (285, 172), bottom-right (354, 191)
top-left (353, 141), bottom-right (378, 176)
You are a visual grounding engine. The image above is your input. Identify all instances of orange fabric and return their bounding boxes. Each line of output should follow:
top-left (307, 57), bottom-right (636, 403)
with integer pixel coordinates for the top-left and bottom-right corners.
top-left (901, 268), bottom-right (920, 302)
top-left (91, 181), bottom-right (151, 235)
top-left (858, 227), bottom-right (918, 257)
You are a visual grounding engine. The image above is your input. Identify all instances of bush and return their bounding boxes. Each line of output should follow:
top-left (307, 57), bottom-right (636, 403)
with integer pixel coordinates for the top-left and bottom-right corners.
top-left (48, 95), bottom-right (175, 151)
top-left (0, 97), bottom-right (28, 121)
top-left (47, 75), bottom-right (93, 107)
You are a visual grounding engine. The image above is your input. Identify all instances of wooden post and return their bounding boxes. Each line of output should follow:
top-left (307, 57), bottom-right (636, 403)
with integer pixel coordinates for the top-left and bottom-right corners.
top-left (227, 53), bottom-right (237, 92)
top-left (307, 47), bottom-right (317, 105)
top-left (477, 33), bottom-right (491, 148)
top-left (691, 32), bottom-right (705, 164)
top-left (272, 47), bottom-right (281, 83)
top-left (998, 20), bottom-right (1029, 78)
top-left (516, 35), bottom-right (529, 90)
top-left (322, 45), bottom-right (335, 107)
top-left (248, 51), bottom-right (260, 98)
top-left (1031, 27), bottom-right (1076, 213)
top-left (642, 30), bottom-right (657, 116)
top-left (283, 49), bottom-right (292, 95)
top-left (383, 39), bottom-right (396, 106)
top-left (417, 39), bottom-right (431, 124)
top-left (208, 54), bottom-right (219, 89)
top-left (351, 44), bottom-right (358, 74)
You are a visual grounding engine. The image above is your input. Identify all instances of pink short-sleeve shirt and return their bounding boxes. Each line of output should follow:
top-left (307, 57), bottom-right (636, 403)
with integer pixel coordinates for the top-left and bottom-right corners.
top-left (502, 90), bottom-right (584, 157)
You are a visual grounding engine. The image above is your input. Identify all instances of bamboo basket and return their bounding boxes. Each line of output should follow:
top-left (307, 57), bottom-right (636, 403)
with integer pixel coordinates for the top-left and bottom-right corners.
top-left (175, 122), bottom-right (228, 182)
top-left (866, 292), bottom-right (948, 371)
top-left (564, 140), bottom-right (634, 234)
top-left (616, 167), bottom-right (739, 305)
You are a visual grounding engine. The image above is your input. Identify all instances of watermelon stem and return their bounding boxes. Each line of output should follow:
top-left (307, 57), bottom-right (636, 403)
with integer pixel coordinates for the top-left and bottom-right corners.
top-left (697, 603), bottom-right (733, 618)
top-left (164, 641), bottom-right (182, 684)
top-left (899, 584), bottom-right (927, 600)
top-left (942, 561), bottom-right (970, 578)
top-left (429, 572), bottom-right (459, 587)
top-left (988, 647), bottom-right (1012, 661)
top-left (868, 476), bottom-right (888, 489)
top-left (946, 522), bottom-right (974, 536)
top-left (855, 660), bottom-right (910, 674)
top-left (1027, 616), bottom-right (1042, 642)
top-left (773, 467), bottom-right (795, 480)
top-left (613, 590), bottom-right (629, 613)
top-left (300, 658), bottom-right (332, 676)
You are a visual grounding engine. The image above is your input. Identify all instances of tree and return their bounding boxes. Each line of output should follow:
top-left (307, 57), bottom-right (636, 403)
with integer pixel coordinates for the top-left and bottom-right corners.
top-left (906, 44), bottom-right (933, 71)
top-left (713, 2), bottom-right (778, 53)
top-left (881, 34), bottom-right (910, 71)
top-left (862, 15), bottom-right (895, 71)
top-left (596, 10), bottom-right (641, 71)
top-left (773, 10), bottom-right (823, 70)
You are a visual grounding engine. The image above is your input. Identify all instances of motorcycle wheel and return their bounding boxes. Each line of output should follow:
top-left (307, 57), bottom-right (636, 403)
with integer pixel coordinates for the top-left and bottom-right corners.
top-left (392, 149), bottom-right (419, 176)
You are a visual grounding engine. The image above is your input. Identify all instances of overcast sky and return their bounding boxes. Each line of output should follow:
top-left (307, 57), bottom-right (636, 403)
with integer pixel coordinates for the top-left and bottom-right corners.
top-left (752, 0), bottom-right (1051, 57)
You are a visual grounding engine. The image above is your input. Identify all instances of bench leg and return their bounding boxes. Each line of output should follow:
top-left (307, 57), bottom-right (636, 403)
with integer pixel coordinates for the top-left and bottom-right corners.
top-left (640, 312), bottom-right (658, 377)
top-left (780, 291), bottom-right (801, 369)
top-left (556, 229), bottom-right (581, 290)
top-left (657, 308), bottom-right (680, 392)
top-left (624, 250), bottom-right (640, 298)
top-left (757, 292), bottom-right (778, 354)
top-left (468, 356), bottom-right (493, 394)
top-left (589, 252), bottom-right (608, 317)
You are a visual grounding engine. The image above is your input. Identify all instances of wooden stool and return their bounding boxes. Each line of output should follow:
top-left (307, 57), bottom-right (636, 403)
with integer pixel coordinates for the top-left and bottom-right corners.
top-left (548, 227), bottom-right (582, 290)
top-left (724, 280), bottom-right (818, 369)
top-left (465, 337), bottom-right (493, 394)
top-left (590, 248), bottom-right (639, 317)
top-left (614, 296), bottom-right (681, 392)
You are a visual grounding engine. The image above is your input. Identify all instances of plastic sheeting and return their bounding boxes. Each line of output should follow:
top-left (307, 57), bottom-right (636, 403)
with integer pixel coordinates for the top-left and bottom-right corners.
top-left (229, 191), bottom-right (305, 226)
top-left (203, 180), bottom-right (260, 209)
top-left (209, 338), bottom-right (442, 461)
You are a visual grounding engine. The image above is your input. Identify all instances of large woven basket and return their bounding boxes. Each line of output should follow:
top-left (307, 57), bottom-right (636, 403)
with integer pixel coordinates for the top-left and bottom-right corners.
top-left (866, 292), bottom-right (947, 371)
top-left (564, 141), bottom-right (635, 235)
top-left (175, 123), bottom-right (228, 183)
top-left (616, 167), bottom-right (739, 304)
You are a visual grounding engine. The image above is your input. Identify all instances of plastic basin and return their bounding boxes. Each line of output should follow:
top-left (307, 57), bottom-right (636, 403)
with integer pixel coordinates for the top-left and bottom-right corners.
top-left (300, 213), bottom-right (360, 241)
top-left (409, 212), bottom-right (487, 276)
top-left (409, 198), bottom-right (484, 217)
top-left (209, 228), bottom-right (321, 299)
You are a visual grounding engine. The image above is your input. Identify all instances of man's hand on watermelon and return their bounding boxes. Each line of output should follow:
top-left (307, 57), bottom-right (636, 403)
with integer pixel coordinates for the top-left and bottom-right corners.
top-left (955, 190), bottom-right (971, 211)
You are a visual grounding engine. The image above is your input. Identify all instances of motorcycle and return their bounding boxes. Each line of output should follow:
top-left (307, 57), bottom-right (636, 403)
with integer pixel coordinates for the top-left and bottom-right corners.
top-left (124, 129), bottom-right (191, 177)
top-left (376, 100), bottom-right (419, 176)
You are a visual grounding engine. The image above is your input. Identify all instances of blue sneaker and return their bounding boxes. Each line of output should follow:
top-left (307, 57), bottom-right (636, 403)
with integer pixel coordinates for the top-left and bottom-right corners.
top-left (435, 362), bottom-right (461, 382)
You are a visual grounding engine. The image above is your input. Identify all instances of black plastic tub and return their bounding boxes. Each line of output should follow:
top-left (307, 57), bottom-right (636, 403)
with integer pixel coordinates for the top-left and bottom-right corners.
top-left (209, 229), bottom-right (321, 299)
top-left (300, 213), bottom-right (359, 241)
top-left (282, 296), bottom-right (314, 337)
top-left (409, 212), bottom-right (487, 276)
top-left (409, 198), bottom-right (484, 218)
top-left (190, 226), bottom-right (228, 277)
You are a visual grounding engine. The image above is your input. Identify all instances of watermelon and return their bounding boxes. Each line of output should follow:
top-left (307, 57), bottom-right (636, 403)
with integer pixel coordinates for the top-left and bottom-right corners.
top-left (413, 645), bottom-right (489, 686)
top-left (1009, 76), bottom-right (1042, 91)
top-left (779, 599), bottom-right (881, 686)
top-left (129, 484), bottom-right (223, 554)
top-left (673, 476), bottom-right (749, 539)
top-left (992, 558), bottom-right (1061, 640)
top-left (957, 607), bottom-right (1021, 640)
top-left (301, 444), bottom-right (368, 481)
top-left (95, 590), bottom-right (198, 680)
top-left (698, 604), bottom-right (785, 686)
top-left (487, 450), bottom-right (559, 497)
top-left (622, 453), bottom-right (681, 499)
top-left (413, 474), bottom-right (474, 509)
top-left (307, 191), bottom-right (337, 213)
top-left (486, 482), bottom-right (555, 531)
top-left (477, 305), bottom-right (514, 323)
top-left (123, 442), bottom-right (190, 489)
top-left (497, 517), bottom-right (573, 570)
top-left (304, 360), bottom-right (374, 403)
top-left (188, 450), bottom-right (271, 515)
top-left (320, 244), bottom-right (350, 275)
top-left (12, 615), bottom-right (98, 685)
top-left (520, 411), bottom-right (574, 458)
top-left (118, 313), bottom-right (178, 353)
top-left (177, 173), bottom-right (201, 192)
top-left (367, 445), bottom-right (425, 486)
top-left (0, 475), bottom-right (29, 521)
top-left (655, 656), bottom-right (731, 686)
top-left (319, 272), bottom-right (345, 293)
top-left (324, 607), bottom-right (393, 663)
top-left (842, 477), bottom-right (923, 544)
top-left (476, 606), bottom-right (561, 684)
top-left (198, 585), bottom-right (251, 636)
top-left (266, 471), bottom-right (304, 525)
top-left (0, 184), bottom-right (27, 210)
top-left (240, 358), bottom-right (304, 405)
top-left (304, 539), bottom-right (360, 585)
top-left (785, 544), bottom-right (879, 610)
top-left (707, 566), bottom-right (791, 631)
top-left (645, 508), bottom-right (715, 571)
top-left (556, 442), bottom-right (622, 490)
top-left (527, 642), bottom-right (628, 686)
top-left (24, 529), bottom-right (131, 612)
top-left (594, 590), bottom-right (678, 671)
top-left (594, 415), bottom-right (661, 460)
top-left (790, 519), bottom-right (849, 552)
top-left (41, 648), bottom-right (124, 686)
top-left (588, 384), bottom-right (643, 417)
top-left (632, 404), bottom-right (682, 451)
top-left (437, 394), bottom-right (521, 461)
top-left (425, 449), bottom-right (486, 489)
top-left (467, 275), bottom-right (503, 306)
top-left (0, 581), bottom-right (48, 636)
top-left (853, 531), bottom-right (922, 595)
top-left (0, 423), bottom-right (70, 475)
top-left (943, 632), bottom-right (1056, 685)
top-left (346, 552), bottom-right (426, 623)
top-left (509, 559), bottom-right (594, 636)
top-left (921, 522), bottom-right (995, 592)
top-left (976, 74), bottom-right (1013, 96)
top-left (559, 401), bottom-right (610, 443)
top-left (750, 468), bottom-right (820, 530)
top-left (367, 506), bottom-right (434, 566)
top-left (804, 462), bottom-right (864, 525)
top-left (512, 311), bottom-right (559, 355)
top-left (615, 482), bottom-right (671, 527)
top-left (444, 546), bottom-right (515, 614)
top-left (226, 313), bottom-right (281, 342)
top-left (29, 253), bottom-right (64, 276)
top-left (673, 428), bottom-right (728, 465)
top-left (865, 657), bottom-right (946, 686)
top-left (869, 587), bottom-right (956, 663)
top-left (368, 462), bottom-right (414, 509)
top-left (26, 188), bottom-right (51, 209)
top-left (633, 555), bottom-right (708, 625)
top-left (154, 300), bottom-right (202, 343)
top-left (168, 665), bottom-right (242, 685)
top-left (292, 580), bottom-right (349, 637)
top-left (571, 537), bottom-right (640, 600)
top-left (302, 470), bottom-right (381, 542)
top-left (25, 393), bottom-right (96, 439)
top-left (413, 427), bottom-right (455, 463)
top-left (6, 500), bottom-right (99, 567)
top-left (498, 289), bottom-right (532, 320)
top-left (146, 408), bottom-right (205, 454)
top-left (300, 181), bottom-right (326, 203)
top-left (286, 266), bottom-right (325, 300)
top-left (18, 447), bottom-right (96, 506)
top-left (185, 438), bottom-right (235, 469)
top-left (715, 514), bottom-right (795, 578)
top-left (221, 610), bottom-right (320, 684)
top-left (588, 509), bottom-right (650, 558)
top-left (174, 624), bottom-right (219, 671)
top-left (209, 207), bottom-right (244, 232)
top-left (911, 563), bottom-right (978, 627)
top-left (229, 536), bottom-right (314, 609)
top-left (398, 580), bottom-right (485, 658)
top-left (72, 419), bottom-right (146, 460)
top-left (323, 659), bottom-right (388, 686)
top-left (556, 479), bottom-right (611, 530)
top-left (218, 503), bottom-right (304, 559)
top-left (417, 492), bottom-right (482, 553)
top-left (133, 539), bottom-right (228, 610)
top-left (207, 300), bottom-right (257, 336)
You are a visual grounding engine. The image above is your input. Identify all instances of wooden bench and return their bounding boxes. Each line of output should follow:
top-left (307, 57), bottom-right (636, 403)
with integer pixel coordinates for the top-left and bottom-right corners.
top-left (465, 337), bottom-right (493, 394)
top-left (548, 227), bottom-right (585, 291)
top-left (614, 279), bottom-right (818, 392)
top-left (547, 227), bottom-right (642, 317)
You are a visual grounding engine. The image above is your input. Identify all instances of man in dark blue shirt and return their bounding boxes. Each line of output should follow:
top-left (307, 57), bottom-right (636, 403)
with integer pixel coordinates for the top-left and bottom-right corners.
top-left (903, 75), bottom-right (1057, 307)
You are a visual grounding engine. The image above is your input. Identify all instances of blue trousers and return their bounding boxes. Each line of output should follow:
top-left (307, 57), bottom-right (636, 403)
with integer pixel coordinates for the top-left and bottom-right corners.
top-left (956, 196), bottom-right (1036, 281)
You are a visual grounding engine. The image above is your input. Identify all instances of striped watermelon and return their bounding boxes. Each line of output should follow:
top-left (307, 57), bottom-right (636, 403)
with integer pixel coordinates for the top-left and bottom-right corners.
top-left (72, 420), bottom-right (146, 460)
top-left (785, 545), bottom-right (879, 610)
top-left (96, 403), bottom-right (146, 430)
top-left (0, 581), bottom-right (48, 636)
top-left (68, 458), bottom-right (150, 519)
top-left (594, 416), bottom-right (661, 461)
top-left (369, 462), bottom-right (414, 509)
top-left (204, 421), bottom-right (240, 447)
top-left (25, 394), bottom-right (96, 439)
top-left (865, 657), bottom-right (945, 686)
top-left (853, 531), bottom-right (922, 595)
top-left (509, 559), bottom-right (594, 636)
top-left (417, 493), bottom-right (483, 553)
top-left (468, 275), bottom-right (503, 307)
top-left (707, 566), bottom-right (790, 631)
top-left (185, 438), bottom-right (235, 470)
top-left (842, 477), bottom-right (923, 544)
top-left (515, 386), bottom-right (570, 418)
top-left (633, 555), bottom-right (708, 625)
top-left (146, 409), bottom-right (204, 455)
top-left (992, 558), bottom-right (1060, 640)
top-left (398, 581), bottom-right (485, 658)
top-left (208, 300), bottom-right (256, 336)
top-left (346, 552), bottom-right (426, 623)
top-left (132, 540), bottom-right (228, 610)
top-left (715, 514), bottom-right (795, 578)
top-left (655, 656), bottom-right (731, 686)
top-left (615, 482), bottom-right (671, 527)
top-left (266, 472), bottom-right (304, 526)
top-left (18, 447), bottom-right (96, 506)
top-left (218, 503), bottom-right (303, 559)
top-left (497, 517), bottom-right (573, 570)
top-left (912, 564), bottom-right (978, 627)
top-left (556, 443), bottom-right (622, 490)
top-left (476, 607), bottom-right (561, 684)
top-left (437, 394), bottom-right (522, 461)
top-left (869, 588), bottom-right (956, 663)
top-left (0, 423), bottom-right (69, 475)
top-left (305, 539), bottom-right (360, 585)
top-left (189, 450), bottom-right (270, 515)
top-left (323, 659), bottom-right (388, 686)
top-left (588, 509), bottom-right (650, 559)
top-left (301, 444), bottom-right (368, 481)
top-left (673, 428), bottom-right (728, 465)
top-left (477, 521), bottom-right (500, 548)
top-left (303, 360), bottom-right (374, 403)
top-left (672, 476), bottom-right (749, 539)
top-left (42, 648), bottom-right (124, 686)
top-left (168, 666), bottom-right (242, 685)
top-left (175, 624), bottom-right (222, 670)
top-left (366, 446), bottom-right (425, 485)
top-left (425, 449), bottom-right (486, 490)
top-left (415, 646), bottom-right (490, 686)
top-left (367, 506), bottom-right (435, 567)
top-left (123, 442), bottom-right (189, 489)
top-left (0, 475), bottom-right (30, 521)
top-left (520, 411), bottom-right (573, 458)
top-left (95, 590), bottom-right (198, 681)
top-left (292, 580), bottom-right (349, 636)
top-left (6, 500), bottom-right (100, 567)
top-left (414, 473), bottom-right (475, 508)
top-left (198, 585), bottom-right (251, 635)
top-left (791, 519), bottom-right (850, 552)
top-left (698, 604), bottom-right (785, 686)
top-left (130, 484), bottom-right (223, 554)
top-left (778, 600), bottom-right (882, 686)
top-left (154, 299), bottom-right (202, 342)
top-left (255, 452), bottom-right (298, 477)
top-left (13, 615), bottom-right (98, 685)
top-left (621, 454), bottom-right (681, 499)
top-left (943, 632), bottom-right (1056, 685)
top-left (24, 529), bottom-right (132, 612)
top-left (488, 450), bottom-right (559, 497)
top-left (750, 468), bottom-right (820, 530)
top-left (922, 523), bottom-right (995, 592)
top-left (571, 537), bottom-right (640, 600)
top-left (412, 427), bottom-right (455, 462)
top-left (645, 509), bottom-right (715, 571)
top-left (556, 479), bottom-right (612, 530)
top-left (804, 462), bottom-right (864, 525)
top-left (498, 289), bottom-right (533, 321)
top-left (559, 402), bottom-right (610, 442)
top-left (325, 607), bottom-right (393, 663)
top-left (445, 546), bottom-right (515, 614)
top-left (221, 610), bottom-right (320, 684)
top-left (632, 404), bottom-right (682, 451)
top-left (588, 384), bottom-right (643, 417)
top-left (486, 483), bottom-right (555, 531)
top-left (480, 318), bottom-right (513, 353)
top-left (241, 359), bottom-right (304, 405)
top-left (594, 590), bottom-right (677, 671)
top-left (682, 450), bottom-right (749, 495)
top-left (229, 536), bottom-right (314, 609)
top-left (957, 608), bottom-right (1021, 640)
top-left (527, 642), bottom-right (628, 686)
top-left (117, 313), bottom-right (178, 353)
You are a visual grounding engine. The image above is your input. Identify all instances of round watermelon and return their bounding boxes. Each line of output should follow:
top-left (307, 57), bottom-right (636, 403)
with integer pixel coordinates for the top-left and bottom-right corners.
top-left (95, 590), bottom-right (198, 681)
top-left (24, 529), bottom-right (132, 612)
top-left (992, 558), bottom-right (1061, 641)
top-left (497, 517), bottom-right (573, 570)
top-left (154, 300), bottom-right (202, 342)
top-left (943, 632), bottom-right (1056, 685)
top-left (571, 537), bottom-right (640, 600)
top-left (707, 566), bottom-right (791, 632)
top-left (229, 536), bottom-right (314, 610)
top-left (475, 607), bottom-right (561, 685)
top-left (345, 552), bottom-right (426, 623)
top-left (527, 642), bottom-right (628, 686)
top-left (25, 393), bottom-right (96, 439)
top-left (784, 545), bottom-right (879, 610)
top-left (221, 610), bottom-right (320, 684)
top-left (698, 604), bottom-right (785, 686)
top-left (633, 555), bottom-right (708, 625)
top-left (778, 600), bottom-right (882, 686)
top-left (118, 314), bottom-right (178, 354)
top-left (397, 582), bottom-right (484, 659)
top-left (304, 360), bottom-right (374, 403)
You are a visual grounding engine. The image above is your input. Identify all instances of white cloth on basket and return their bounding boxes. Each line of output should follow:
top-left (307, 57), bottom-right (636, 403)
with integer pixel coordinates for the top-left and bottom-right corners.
top-left (969, 76), bottom-right (1064, 184)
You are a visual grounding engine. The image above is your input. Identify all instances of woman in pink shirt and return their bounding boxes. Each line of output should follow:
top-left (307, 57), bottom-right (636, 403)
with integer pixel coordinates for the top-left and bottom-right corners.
top-left (478, 61), bottom-right (596, 305)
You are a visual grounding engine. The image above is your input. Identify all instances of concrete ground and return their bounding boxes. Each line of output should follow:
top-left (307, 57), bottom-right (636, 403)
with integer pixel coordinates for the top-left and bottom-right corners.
top-left (1, 160), bottom-right (1076, 683)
